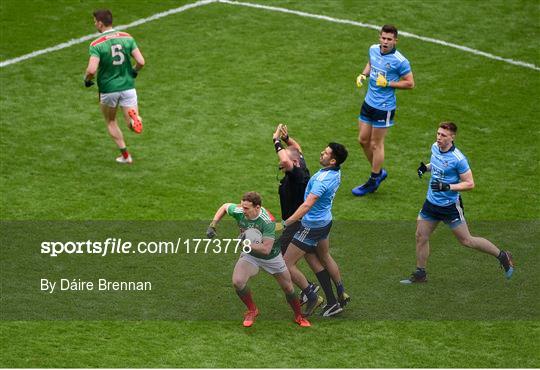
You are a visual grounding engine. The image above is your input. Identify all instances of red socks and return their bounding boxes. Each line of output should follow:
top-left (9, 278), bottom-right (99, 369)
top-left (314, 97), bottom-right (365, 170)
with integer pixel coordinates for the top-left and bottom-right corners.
top-left (286, 292), bottom-right (302, 317)
top-left (236, 287), bottom-right (257, 311)
top-left (120, 148), bottom-right (129, 159)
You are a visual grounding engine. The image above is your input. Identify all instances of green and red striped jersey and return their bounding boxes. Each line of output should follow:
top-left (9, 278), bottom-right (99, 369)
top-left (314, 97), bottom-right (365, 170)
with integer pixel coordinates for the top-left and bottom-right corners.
top-left (89, 30), bottom-right (138, 93)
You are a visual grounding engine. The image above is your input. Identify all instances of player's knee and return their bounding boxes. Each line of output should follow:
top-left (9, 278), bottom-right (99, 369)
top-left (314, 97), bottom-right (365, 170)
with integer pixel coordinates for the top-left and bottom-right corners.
top-left (232, 277), bottom-right (246, 290)
top-left (284, 285), bottom-right (294, 295)
top-left (359, 136), bottom-right (369, 147)
top-left (415, 231), bottom-right (428, 244)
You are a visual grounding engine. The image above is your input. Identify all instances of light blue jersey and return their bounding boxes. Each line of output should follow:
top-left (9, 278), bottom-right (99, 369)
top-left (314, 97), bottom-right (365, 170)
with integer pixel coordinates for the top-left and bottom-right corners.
top-left (302, 167), bottom-right (341, 228)
top-left (365, 44), bottom-right (411, 110)
top-left (427, 143), bottom-right (470, 206)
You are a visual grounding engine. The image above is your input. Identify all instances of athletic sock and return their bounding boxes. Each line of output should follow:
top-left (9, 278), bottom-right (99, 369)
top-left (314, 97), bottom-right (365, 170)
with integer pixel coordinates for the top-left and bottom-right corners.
top-left (371, 171), bottom-right (381, 179)
top-left (496, 251), bottom-right (505, 263)
top-left (335, 280), bottom-right (345, 297)
top-left (236, 286), bottom-right (257, 311)
top-left (366, 177), bottom-right (377, 185)
top-left (286, 291), bottom-right (302, 317)
top-left (120, 147), bottom-right (129, 159)
top-left (496, 251), bottom-right (510, 270)
top-left (415, 267), bottom-right (426, 276)
top-left (315, 269), bottom-right (337, 305)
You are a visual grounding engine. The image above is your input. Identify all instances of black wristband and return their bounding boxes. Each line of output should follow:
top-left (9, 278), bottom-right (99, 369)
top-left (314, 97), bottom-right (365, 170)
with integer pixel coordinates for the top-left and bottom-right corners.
top-left (274, 139), bottom-right (284, 153)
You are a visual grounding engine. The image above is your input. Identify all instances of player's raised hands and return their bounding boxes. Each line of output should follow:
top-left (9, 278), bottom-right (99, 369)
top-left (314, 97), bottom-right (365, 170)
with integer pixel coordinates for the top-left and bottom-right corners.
top-left (280, 125), bottom-right (289, 142)
top-left (273, 123), bottom-right (283, 141)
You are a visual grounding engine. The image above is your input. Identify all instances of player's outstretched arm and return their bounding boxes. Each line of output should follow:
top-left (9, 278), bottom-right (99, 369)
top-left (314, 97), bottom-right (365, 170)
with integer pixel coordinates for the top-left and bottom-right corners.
top-left (280, 125), bottom-right (302, 152)
top-left (207, 203), bottom-right (233, 237)
top-left (283, 193), bottom-right (318, 226)
top-left (274, 124), bottom-right (294, 171)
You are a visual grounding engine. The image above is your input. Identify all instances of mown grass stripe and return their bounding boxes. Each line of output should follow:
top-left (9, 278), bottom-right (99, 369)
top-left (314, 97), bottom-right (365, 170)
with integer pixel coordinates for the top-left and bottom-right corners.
top-left (219, 0), bottom-right (540, 71)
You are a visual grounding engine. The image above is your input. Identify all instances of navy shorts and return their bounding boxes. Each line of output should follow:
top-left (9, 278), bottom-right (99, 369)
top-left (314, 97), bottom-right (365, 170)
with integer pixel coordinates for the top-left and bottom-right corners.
top-left (359, 101), bottom-right (395, 128)
top-left (291, 221), bottom-right (332, 252)
top-left (419, 199), bottom-right (466, 229)
top-left (278, 221), bottom-right (301, 254)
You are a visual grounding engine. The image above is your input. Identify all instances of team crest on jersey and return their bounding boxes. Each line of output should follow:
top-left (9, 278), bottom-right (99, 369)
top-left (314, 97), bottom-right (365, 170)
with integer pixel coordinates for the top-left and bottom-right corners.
top-left (385, 63), bottom-right (391, 70)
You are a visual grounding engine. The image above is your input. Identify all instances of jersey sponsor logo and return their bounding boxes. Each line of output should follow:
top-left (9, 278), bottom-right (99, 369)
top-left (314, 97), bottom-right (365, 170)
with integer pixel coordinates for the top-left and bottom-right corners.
top-left (370, 66), bottom-right (386, 78)
top-left (91, 32), bottom-right (132, 47)
top-left (240, 223), bottom-right (261, 231)
top-left (431, 163), bottom-right (445, 180)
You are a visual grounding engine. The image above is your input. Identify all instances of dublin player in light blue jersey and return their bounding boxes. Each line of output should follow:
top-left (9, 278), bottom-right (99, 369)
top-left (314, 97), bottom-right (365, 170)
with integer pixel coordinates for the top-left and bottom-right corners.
top-left (353, 25), bottom-right (415, 196)
top-left (400, 122), bottom-right (514, 284)
top-left (283, 143), bottom-right (349, 317)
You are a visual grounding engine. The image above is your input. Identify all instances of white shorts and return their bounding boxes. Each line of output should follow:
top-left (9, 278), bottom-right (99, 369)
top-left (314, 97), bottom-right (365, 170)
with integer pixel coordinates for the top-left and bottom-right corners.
top-left (239, 252), bottom-right (287, 275)
top-left (100, 88), bottom-right (138, 108)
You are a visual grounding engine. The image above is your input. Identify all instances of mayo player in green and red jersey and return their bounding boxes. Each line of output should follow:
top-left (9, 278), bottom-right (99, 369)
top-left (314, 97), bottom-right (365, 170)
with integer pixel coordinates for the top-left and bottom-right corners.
top-left (207, 192), bottom-right (310, 328)
top-left (84, 9), bottom-right (145, 164)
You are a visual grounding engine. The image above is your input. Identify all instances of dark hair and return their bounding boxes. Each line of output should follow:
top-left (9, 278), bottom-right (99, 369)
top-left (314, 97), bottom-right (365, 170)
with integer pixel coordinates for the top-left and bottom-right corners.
top-left (439, 121), bottom-right (458, 133)
top-left (381, 24), bottom-right (398, 38)
top-left (242, 191), bottom-right (262, 207)
top-left (93, 9), bottom-right (113, 26)
top-left (328, 142), bottom-right (348, 166)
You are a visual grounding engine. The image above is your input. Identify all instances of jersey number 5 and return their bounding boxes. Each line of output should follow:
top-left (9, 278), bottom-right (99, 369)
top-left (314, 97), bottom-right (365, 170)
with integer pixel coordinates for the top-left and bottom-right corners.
top-left (111, 44), bottom-right (125, 65)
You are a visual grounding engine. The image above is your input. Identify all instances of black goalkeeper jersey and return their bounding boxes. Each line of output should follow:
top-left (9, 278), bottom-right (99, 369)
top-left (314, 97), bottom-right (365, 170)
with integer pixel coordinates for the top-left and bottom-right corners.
top-left (278, 156), bottom-right (310, 220)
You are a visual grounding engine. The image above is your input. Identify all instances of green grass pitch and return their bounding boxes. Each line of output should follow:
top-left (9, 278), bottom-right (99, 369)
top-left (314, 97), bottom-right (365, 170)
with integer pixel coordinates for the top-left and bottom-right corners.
top-left (1, 0), bottom-right (539, 367)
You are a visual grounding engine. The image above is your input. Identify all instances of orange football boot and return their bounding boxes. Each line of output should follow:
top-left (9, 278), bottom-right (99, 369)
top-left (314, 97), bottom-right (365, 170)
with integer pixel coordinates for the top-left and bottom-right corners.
top-left (243, 309), bottom-right (259, 327)
top-left (295, 315), bottom-right (311, 327)
top-left (128, 109), bottom-right (143, 134)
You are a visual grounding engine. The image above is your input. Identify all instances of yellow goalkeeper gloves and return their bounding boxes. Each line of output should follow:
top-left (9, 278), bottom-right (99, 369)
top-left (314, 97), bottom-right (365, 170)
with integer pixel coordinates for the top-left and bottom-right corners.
top-left (356, 74), bottom-right (367, 87)
top-left (376, 73), bottom-right (389, 87)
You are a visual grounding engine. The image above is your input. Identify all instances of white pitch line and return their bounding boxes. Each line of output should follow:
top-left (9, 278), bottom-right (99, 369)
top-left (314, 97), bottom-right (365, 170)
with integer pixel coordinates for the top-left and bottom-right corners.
top-left (219, 0), bottom-right (540, 72)
top-left (2, 0), bottom-right (538, 72)
top-left (0, 0), bottom-right (217, 68)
